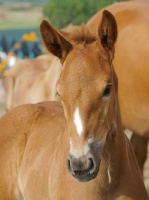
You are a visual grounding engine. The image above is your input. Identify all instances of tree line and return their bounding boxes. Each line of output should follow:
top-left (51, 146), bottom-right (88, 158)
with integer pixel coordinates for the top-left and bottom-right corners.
top-left (43, 0), bottom-right (127, 28)
top-left (0, 0), bottom-right (48, 3)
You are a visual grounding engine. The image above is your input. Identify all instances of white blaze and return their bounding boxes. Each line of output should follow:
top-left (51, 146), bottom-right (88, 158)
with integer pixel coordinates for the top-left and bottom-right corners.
top-left (74, 107), bottom-right (83, 136)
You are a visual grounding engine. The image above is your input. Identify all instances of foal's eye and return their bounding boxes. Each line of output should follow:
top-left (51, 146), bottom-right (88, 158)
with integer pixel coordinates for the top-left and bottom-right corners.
top-left (103, 85), bottom-right (112, 97)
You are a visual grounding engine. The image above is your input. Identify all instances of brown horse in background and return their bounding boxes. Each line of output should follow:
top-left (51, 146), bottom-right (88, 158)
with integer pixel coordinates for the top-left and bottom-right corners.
top-left (0, 11), bottom-right (148, 199)
top-left (4, 54), bottom-right (61, 111)
top-left (87, 0), bottom-right (149, 173)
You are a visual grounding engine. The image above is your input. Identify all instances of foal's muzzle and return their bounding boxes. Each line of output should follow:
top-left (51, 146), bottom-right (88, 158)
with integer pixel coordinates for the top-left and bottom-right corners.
top-left (67, 153), bottom-right (100, 182)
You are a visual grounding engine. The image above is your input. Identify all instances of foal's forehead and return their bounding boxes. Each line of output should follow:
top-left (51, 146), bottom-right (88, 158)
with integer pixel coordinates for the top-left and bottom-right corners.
top-left (62, 43), bottom-right (112, 83)
top-left (57, 44), bottom-right (112, 100)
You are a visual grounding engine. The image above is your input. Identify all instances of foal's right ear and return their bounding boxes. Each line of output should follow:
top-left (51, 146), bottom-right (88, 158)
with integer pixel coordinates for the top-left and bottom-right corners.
top-left (40, 20), bottom-right (72, 62)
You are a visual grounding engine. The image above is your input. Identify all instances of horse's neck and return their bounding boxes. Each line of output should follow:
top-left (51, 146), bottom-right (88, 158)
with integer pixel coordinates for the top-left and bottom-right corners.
top-left (46, 57), bottom-right (62, 80)
top-left (99, 107), bottom-right (146, 198)
top-left (99, 120), bottom-right (127, 182)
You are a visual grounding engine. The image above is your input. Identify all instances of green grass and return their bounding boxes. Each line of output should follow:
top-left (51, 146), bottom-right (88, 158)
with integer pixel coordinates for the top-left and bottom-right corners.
top-left (0, 21), bottom-right (40, 30)
top-left (0, 3), bottom-right (43, 30)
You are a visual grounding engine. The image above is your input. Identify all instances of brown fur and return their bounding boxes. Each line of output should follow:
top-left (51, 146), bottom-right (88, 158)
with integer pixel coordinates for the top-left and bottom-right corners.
top-left (87, 0), bottom-right (149, 173)
top-left (0, 10), bottom-right (148, 199)
top-left (4, 54), bottom-right (61, 111)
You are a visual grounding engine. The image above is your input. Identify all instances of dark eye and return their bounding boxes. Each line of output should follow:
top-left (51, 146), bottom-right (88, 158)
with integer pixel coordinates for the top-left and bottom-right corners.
top-left (103, 85), bottom-right (112, 97)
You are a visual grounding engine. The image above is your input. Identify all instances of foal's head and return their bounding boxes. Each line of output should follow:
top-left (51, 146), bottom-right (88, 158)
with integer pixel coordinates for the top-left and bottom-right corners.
top-left (40, 10), bottom-right (118, 182)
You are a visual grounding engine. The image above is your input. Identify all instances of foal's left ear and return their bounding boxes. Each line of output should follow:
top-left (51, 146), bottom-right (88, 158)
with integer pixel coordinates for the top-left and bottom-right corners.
top-left (98, 10), bottom-right (117, 52)
top-left (40, 20), bottom-right (72, 62)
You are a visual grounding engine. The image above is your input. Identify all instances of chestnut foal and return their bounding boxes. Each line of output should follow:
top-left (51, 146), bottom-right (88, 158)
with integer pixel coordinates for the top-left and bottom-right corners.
top-left (0, 11), bottom-right (148, 199)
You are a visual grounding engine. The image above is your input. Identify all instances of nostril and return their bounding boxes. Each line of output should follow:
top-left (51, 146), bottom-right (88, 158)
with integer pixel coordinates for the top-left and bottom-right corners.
top-left (67, 159), bottom-right (75, 175)
top-left (67, 159), bottom-right (70, 167)
top-left (88, 158), bottom-right (94, 172)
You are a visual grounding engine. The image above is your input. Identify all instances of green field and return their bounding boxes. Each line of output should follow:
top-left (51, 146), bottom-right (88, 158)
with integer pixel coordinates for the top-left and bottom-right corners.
top-left (0, 20), bottom-right (40, 30)
top-left (0, 3), bottom-right (45, 30)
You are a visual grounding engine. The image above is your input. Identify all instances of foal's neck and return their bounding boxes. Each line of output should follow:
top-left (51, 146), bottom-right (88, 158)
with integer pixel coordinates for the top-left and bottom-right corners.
top-left (100, 103), bottom-right (146, 198)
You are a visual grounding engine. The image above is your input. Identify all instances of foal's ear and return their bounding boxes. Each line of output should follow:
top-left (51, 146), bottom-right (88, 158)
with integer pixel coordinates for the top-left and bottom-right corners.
top-left (98, 10), bottom-right (117, 52)
top-left (40, 20), bottom-right (72, 61)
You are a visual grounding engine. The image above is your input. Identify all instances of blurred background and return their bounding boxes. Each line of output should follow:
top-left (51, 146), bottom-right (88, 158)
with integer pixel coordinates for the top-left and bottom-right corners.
top-left (0, 0), bottom-right (125, 76)
top-left (0, 0), bottom-right (126, 110)
top-left (2, 0), bottom-right (149, 193)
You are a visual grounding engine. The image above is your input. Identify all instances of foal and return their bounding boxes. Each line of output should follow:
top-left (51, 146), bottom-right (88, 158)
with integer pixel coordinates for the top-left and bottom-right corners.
top-left (0, 10), bottom-right (148, 199)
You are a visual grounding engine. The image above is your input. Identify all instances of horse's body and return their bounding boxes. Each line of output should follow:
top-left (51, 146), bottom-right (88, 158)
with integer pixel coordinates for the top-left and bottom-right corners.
top-left (4, 54), bottom-right (61, 111)
top-left (87, 0), bottom-right (149, 173)
top-left (0, 10), bottom-right (148, 200)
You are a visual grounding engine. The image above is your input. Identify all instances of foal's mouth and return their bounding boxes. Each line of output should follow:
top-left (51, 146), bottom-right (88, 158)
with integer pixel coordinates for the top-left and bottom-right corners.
top-left (67, 157), bottom-right (100, 182)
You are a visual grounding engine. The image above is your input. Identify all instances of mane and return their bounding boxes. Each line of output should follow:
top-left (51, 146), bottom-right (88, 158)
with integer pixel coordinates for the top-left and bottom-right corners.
top-left (64, 24), bottom-right (97, 45)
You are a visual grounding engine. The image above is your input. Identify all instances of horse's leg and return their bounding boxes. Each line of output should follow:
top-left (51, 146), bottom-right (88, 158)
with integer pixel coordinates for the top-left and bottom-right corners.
top-left (130, 133), bottom-right (148, 174)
